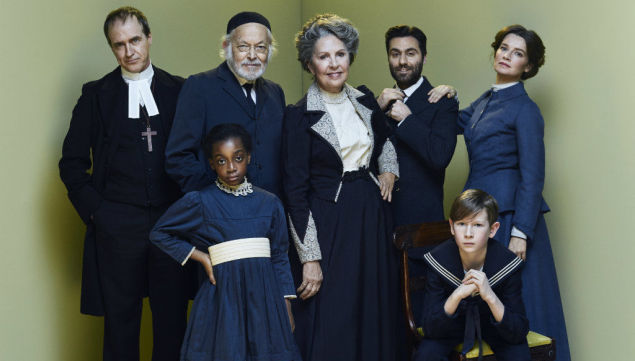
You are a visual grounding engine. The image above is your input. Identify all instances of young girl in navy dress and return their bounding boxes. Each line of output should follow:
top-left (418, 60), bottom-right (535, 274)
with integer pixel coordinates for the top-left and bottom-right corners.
top-left (150, 124), bottom-right (300, 361)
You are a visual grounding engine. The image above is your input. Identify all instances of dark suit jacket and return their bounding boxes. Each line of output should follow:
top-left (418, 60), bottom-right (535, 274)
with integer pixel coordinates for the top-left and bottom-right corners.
top-left (392, 77), bottom-right (458, 226)
top-left (165, 62), bottom-right (286, 196)
top-left (458, 83), bottom-right (549, 240)
top-left (59, 66), bottom-right (184, 315)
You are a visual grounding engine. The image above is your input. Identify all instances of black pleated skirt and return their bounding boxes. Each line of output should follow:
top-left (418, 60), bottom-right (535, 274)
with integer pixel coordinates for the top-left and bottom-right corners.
top-left (292, 176), bottom-right (400, 361)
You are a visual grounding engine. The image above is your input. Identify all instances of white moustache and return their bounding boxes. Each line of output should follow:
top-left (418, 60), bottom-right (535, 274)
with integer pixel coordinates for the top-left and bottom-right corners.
top-left (241, 60), bottom-right (262, 66)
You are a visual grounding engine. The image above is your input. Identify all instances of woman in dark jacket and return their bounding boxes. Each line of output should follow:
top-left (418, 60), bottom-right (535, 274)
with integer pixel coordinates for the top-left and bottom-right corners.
top-left (283, 13), bottom-right (400, 361)
top-left (430, 25), bottom-right (570, 360)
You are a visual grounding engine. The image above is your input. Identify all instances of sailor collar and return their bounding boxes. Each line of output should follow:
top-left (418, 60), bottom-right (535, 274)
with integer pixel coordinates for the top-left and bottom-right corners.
top-left (424, 238), bottom-right (523, 360)
top-left (423, 238), bottom-right (523, 289)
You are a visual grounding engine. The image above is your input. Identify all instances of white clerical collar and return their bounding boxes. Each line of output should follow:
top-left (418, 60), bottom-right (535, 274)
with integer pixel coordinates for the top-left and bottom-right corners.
top-left (492, 81), bottom-right (518, 92)
top-left (121, 62), bottom-right (159, 118)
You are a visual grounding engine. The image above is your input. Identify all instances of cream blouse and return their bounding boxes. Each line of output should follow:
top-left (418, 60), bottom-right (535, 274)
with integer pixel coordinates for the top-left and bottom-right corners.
top-left (320, 88), bottom-right (372, 172)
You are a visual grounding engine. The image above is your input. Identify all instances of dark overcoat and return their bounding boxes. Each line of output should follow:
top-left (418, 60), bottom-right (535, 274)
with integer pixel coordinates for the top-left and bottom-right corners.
top-left (165, 62), bottom-right (286, 196)
top-left (59, 66), bottom-right (184, 315)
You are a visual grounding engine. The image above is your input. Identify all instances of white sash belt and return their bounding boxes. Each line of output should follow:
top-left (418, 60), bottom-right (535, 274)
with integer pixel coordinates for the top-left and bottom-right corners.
top-left (208, 237), bottom-right (270, 266)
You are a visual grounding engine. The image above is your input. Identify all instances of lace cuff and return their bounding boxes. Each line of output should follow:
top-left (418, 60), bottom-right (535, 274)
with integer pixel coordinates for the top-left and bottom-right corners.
top-left (378, 139), bottom-right (399, 177)
top-left (288, 211), bottom-right (322, 263)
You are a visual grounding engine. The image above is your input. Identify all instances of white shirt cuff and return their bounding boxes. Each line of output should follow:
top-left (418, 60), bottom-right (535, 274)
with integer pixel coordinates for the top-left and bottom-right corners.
top-left (181, 246), bottom-right (196, 266)
top-left (284, 295), bottom-right (297, 299)
top-left (511, 226), bottom-right (527, 240)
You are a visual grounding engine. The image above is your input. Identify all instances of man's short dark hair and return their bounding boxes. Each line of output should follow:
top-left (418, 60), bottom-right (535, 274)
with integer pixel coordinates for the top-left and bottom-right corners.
top-left (449, 189), bottom-right (499, 226)
top-left (103, 6), bottom-right (151, 45)
top-left (385, 25), bottom-right (427, 56)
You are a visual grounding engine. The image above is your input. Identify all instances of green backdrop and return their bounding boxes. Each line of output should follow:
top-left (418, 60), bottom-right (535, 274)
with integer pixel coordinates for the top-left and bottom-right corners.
top-left (1, 0), bottom-right (633, 360)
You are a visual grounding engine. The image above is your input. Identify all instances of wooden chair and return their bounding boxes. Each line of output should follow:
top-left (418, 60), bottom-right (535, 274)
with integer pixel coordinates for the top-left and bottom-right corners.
top-left (393, 221), bottom-right (556, 361)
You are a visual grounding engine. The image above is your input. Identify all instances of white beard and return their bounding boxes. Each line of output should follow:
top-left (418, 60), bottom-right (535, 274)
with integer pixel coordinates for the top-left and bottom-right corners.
top-left (225, 47), bottom-right (268, 81)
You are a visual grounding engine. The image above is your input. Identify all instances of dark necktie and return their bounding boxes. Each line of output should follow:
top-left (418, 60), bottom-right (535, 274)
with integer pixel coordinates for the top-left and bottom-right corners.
top-left (243, 83), bottom-right (256, 114)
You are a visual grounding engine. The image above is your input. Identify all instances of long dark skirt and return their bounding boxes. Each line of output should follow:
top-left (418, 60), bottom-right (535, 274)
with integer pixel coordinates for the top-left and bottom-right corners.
top-left (496, 212), bottom-right (571, 361)
top-left (292, 177), bottom-right (400, 361)
top-left (180, 257), bottom-right (301, 361)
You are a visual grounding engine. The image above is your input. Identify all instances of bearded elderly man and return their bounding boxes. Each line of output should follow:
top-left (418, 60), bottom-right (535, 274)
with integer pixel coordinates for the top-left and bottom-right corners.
top-left (59, 7), bottom-right (190, 361)
top-left (377, 25), bottom-right (458, 227)
top-left (166, 12), bottom-right (285, 196)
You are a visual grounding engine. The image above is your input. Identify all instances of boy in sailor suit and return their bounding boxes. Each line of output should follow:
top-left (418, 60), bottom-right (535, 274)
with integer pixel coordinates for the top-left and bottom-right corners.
top-left (415, 189), bottom-right (530, 361)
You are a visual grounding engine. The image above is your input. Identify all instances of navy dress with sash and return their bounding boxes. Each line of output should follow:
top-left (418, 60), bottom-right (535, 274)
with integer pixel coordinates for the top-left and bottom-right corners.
top-left (150, 184), bottom-right (300, 361)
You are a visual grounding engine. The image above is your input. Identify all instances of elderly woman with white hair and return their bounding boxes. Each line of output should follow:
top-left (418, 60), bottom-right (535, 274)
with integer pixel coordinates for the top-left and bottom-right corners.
top-left (283, 14), bottom-right (400, 361)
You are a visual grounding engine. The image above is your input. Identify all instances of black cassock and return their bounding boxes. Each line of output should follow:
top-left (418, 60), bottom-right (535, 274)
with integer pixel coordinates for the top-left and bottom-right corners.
top-left (59, 66), bottom-right (191, 361)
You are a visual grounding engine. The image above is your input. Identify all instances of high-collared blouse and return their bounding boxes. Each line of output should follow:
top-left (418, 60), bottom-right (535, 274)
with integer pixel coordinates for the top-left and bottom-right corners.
top-left (320, 88), bottom-right (372, 172)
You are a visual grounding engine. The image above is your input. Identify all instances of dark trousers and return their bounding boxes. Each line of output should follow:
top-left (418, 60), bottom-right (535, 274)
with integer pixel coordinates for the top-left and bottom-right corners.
top-left (94, 200), bottom-right (190, 361)
top-left (414, 336), bottom-right (531, 361)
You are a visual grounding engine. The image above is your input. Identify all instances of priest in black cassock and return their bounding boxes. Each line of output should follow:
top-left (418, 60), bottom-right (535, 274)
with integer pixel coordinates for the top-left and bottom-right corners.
top-left (59, 7), bottom-right (190, 361)
top-left (165, 12), bottom-right (286, 196)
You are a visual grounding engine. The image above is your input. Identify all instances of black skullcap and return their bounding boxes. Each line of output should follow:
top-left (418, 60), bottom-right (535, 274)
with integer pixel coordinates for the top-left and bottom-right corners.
top-left (226, 11), bottom-right (271, 34)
